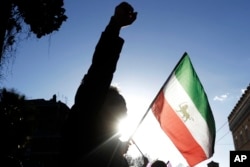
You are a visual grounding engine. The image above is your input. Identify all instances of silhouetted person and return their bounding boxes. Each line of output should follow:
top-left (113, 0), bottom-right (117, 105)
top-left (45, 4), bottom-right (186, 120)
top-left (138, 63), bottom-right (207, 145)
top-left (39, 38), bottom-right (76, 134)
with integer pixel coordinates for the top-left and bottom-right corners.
top-left (151, 160), bottom-right (166, 167)
top-left (60, 2), bottom-right (137, 167)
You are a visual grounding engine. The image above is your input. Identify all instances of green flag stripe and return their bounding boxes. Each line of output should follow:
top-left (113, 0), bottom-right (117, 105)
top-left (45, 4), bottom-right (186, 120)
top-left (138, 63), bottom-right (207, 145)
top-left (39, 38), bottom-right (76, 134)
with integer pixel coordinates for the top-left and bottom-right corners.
top-left (174, 53), bottom-right (216, 137)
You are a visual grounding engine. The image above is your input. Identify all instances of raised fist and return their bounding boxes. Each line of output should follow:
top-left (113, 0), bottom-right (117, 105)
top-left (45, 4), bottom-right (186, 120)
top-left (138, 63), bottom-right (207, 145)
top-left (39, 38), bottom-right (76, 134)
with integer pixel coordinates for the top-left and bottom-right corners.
top-left (113, 2), bottom-right (137, 27)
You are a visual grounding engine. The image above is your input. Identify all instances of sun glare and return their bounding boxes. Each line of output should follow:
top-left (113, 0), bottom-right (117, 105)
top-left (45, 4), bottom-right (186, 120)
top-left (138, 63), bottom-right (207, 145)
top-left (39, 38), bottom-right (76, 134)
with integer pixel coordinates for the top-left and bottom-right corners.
top-left (117, 114), bottom-right (147, 158)
top-left (118, 115), bottom-right (138, 142)
top-left (117, 93), bottom-right (150, 142)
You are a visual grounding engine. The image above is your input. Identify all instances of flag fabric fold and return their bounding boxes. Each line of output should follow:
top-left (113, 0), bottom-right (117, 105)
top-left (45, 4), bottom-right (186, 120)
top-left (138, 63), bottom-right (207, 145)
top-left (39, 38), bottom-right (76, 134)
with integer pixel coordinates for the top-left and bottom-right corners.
top-left (151, 52), bottom-right (216, 166)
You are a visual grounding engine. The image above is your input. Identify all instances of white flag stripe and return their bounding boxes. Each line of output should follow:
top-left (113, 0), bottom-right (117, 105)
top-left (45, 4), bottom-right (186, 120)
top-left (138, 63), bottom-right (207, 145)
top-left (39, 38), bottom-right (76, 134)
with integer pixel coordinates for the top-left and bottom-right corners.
top-left (163, 74), bottom-right (213, 157)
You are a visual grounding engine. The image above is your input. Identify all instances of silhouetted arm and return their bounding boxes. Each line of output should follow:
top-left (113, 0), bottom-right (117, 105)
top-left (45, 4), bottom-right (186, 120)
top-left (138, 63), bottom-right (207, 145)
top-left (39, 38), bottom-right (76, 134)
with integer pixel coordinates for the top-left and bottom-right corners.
top-left (61, 2), bottom-right (137, 167)
top-left (74, 20), bottom-right (124, 109)
top-left (74, 2), bottom-right (137, 110)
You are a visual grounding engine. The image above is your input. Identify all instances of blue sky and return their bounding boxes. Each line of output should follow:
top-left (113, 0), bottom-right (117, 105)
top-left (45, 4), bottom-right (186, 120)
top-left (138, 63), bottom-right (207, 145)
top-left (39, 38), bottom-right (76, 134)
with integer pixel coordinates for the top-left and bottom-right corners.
top-left (1, 1), bottom-right (250, 166)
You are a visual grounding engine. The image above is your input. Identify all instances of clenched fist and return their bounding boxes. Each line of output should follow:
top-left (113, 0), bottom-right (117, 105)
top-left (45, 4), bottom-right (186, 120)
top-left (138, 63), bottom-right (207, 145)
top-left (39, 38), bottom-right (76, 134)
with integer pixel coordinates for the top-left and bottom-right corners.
top-left (113, 2), bottom-right (137, 27)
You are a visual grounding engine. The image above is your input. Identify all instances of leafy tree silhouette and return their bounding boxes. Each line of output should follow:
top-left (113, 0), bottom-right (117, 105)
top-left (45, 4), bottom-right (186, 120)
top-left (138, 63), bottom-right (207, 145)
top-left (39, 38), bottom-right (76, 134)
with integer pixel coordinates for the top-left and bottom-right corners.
top-left (0, 0), bottom-right (67, 67)
top-left (0, 88), bottom-right (38, 167)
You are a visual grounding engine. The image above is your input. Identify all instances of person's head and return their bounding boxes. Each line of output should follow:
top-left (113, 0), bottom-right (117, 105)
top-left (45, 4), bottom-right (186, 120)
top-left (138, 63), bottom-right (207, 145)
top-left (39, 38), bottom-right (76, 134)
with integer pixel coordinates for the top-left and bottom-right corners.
top-left (151, 160), bottom-right (166, 167)
top-left (100, 86), bottom-right (127, 134)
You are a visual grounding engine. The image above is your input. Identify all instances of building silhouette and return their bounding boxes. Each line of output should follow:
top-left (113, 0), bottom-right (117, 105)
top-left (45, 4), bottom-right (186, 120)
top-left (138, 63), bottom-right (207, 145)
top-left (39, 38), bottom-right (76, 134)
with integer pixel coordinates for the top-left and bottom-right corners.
top-left (23, 95), bottom-right (70, 167)
top-left (228, 84), bottom-right (250, 150)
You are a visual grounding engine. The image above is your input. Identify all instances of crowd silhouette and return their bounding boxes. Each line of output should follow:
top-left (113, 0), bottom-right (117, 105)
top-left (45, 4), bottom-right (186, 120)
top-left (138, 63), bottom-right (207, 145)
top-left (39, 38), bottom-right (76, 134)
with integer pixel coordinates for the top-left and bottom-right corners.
top-left (1, 2), bottom-right (172, 167)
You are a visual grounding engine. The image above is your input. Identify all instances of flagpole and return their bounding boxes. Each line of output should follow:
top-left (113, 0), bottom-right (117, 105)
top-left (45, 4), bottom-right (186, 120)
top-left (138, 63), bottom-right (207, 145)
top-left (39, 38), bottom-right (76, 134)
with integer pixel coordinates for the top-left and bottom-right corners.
top-left (129, 52), bottom-right (188, 140)
top-left (132, 139), bottom-right (145, 157)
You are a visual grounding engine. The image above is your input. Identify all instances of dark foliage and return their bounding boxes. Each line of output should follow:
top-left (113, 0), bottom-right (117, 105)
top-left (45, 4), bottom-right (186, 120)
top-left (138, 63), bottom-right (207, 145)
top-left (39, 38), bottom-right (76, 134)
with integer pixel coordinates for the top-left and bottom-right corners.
top-left (16, 0), bottom-right (67, 38)
top-left (0, 88), bottom-right (37, 167)
top-left (0, 0), bottom-right (67, 67)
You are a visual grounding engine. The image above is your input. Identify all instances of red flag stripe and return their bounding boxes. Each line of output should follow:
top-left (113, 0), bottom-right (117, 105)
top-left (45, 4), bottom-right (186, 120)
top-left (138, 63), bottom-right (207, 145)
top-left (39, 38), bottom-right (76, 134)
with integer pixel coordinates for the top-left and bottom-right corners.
top-left (152, 91), bottom-right (207, 166)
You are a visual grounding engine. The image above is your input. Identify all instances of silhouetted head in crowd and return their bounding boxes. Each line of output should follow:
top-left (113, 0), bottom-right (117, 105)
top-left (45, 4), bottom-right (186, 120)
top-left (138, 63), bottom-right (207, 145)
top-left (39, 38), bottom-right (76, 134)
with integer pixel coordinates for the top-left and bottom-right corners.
top-left (151, 160), bottom-right (166, 167)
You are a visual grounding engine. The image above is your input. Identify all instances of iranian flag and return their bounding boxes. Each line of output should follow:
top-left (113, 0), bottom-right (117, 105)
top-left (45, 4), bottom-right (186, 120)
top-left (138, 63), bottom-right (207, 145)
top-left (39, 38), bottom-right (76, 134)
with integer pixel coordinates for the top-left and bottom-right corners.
top-left (151, 52), bottom-right (216, 167)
